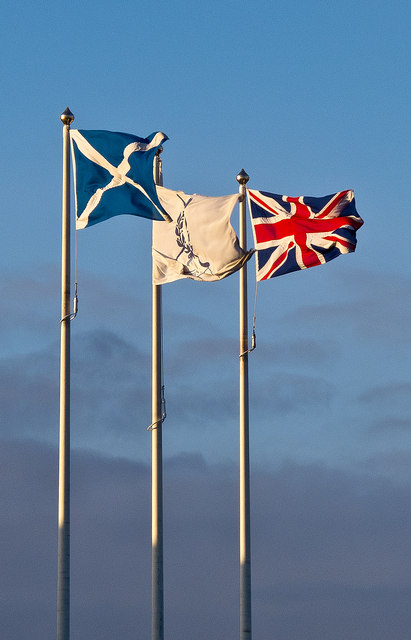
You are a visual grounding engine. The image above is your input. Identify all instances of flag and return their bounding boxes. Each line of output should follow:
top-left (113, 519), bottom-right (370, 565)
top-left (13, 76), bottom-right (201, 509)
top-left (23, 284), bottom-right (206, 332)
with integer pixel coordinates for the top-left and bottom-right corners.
top-left (248, 189), bottom-right (363, 280)
top-left (152, 186), bottom-right (252, 284)
top-left (70, 129), bottom-right (170, 229)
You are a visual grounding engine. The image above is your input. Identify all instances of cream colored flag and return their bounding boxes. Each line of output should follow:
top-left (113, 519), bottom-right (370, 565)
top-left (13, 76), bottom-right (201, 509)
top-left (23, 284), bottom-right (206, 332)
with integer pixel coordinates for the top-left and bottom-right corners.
top-left (153, 186), bottom-right (252, 284)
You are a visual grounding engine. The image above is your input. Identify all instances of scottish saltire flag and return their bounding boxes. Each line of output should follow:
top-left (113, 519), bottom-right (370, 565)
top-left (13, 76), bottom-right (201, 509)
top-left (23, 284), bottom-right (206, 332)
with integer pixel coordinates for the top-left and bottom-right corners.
top-left (70, 129), bottom-right (170, 229)
top-left (247, 189), bottom-right (363, 280)
top-left (153, 186), bottom-right (252, 284)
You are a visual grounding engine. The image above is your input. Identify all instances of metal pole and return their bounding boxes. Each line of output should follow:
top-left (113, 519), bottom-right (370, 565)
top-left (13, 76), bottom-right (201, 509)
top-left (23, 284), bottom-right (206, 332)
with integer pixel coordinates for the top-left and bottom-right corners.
top-left (57, 107), bottom-right (74, 640)
top-left (237, 169), bottom-right (251, 640)
top-left (152, 150), bottom-right (164, 640)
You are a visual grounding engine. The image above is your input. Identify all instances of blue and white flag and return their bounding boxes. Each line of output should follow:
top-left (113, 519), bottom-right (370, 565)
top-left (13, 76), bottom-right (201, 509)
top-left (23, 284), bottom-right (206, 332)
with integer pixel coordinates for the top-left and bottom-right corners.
top-left (70, 129), bottom-right (170, 229)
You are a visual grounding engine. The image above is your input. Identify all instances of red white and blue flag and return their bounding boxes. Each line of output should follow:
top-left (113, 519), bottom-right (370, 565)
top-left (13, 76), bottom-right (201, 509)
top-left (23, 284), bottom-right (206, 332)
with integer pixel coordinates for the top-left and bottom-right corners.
top-left (247, 189), bottom-right (363, 280)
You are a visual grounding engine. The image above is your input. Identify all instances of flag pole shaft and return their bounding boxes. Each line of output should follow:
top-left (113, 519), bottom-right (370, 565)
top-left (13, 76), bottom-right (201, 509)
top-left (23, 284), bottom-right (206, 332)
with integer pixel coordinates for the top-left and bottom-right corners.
top-left (237, 169), bottom-right (251, 640)
top-left (152, 152), bottom-right (164, 640)
top-left (58, 108), bottom-right (74, 640)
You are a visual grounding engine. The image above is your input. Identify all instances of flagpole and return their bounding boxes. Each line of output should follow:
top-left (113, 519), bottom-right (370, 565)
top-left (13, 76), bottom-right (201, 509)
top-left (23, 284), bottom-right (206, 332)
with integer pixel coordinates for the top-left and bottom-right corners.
top-left (152, 150), bottom-right (164, 640)
top-left (58, 107), bottom-right (74, 640)
top-left (237, 169), bottom-right (251, 640)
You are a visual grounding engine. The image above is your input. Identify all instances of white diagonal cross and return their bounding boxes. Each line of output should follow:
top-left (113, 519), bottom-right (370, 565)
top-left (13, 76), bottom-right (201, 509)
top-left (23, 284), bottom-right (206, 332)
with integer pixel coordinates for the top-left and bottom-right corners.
top-left (70, 130), bottom-right (169, 228)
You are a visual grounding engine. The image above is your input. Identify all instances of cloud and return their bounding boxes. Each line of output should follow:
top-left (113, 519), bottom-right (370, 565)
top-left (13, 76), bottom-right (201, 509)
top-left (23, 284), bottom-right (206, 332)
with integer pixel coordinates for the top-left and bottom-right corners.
top-left (0, 266), bottom-right (151, 357)
top-left (359, 382), bottom-right (411, 410)
top-left (0, 331), bottom-right (151, 454)
top-left (254, 338), bottom-right (333, 367)
top-left (1, 322), bottom-right (337, 465)
top-left (2, 262), bottom-right (410, 475)
top-left (2, 440), bottom-right (411, 640)
top-left (0, 266), bottom-right (60, 356)
top-left (358, 383), bottom-right (411, 435)
top-left (361, 449), bottom-right (411, 481)
top-left (250, 371), bottom-right (334, 414)
top-left (367, 416), bottom-right (411, 433)
top-left (281, 269), bottom-right (411, 347)
top-left (4, 321), bottom-right (403, 475)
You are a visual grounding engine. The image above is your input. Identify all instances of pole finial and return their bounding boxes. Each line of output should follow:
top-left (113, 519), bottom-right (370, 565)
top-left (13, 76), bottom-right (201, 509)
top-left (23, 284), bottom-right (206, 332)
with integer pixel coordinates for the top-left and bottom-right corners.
top-left (60, 107), bottom-right (74, 126)
top-left (156, 146), bottom-right (163, 156)
top-left (236, 168), bottom-right (249, 185)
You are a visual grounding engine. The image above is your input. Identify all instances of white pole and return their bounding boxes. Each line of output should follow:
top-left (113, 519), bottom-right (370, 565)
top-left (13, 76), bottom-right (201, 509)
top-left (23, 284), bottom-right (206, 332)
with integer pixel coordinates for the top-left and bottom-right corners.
top-left (57, 107), bottom-right (74, 640)
top-left (152, 150), bottom-right (164, 640)
top-left (237, 169), bottom-right (251, 640)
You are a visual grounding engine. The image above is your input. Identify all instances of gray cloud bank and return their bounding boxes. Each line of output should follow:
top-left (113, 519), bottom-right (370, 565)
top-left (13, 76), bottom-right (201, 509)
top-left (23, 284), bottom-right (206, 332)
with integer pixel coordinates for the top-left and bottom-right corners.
top-left (2, 325), bottom-right (411, 477)
top-left (2, 438), bottom-right (411, 640)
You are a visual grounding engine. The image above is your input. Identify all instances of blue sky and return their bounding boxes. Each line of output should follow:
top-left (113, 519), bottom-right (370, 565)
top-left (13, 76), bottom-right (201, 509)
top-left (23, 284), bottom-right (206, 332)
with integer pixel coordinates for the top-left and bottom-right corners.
top-left (1, 0), bottom-right (411, 638)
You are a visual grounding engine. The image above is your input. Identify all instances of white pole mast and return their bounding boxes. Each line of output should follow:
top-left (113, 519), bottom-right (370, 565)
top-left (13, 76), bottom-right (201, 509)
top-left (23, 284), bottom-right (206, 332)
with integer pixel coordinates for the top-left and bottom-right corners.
top-left (152, 149), bottom-right (164, 640)
top-left (57, 107), bottom-right (74, 640)
top-left (237, 168), bottom-right (252, 640)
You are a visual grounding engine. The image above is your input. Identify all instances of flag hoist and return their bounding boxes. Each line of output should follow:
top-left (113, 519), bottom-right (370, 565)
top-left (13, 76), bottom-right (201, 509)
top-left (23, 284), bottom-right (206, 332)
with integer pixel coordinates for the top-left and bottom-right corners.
top-left (58, 107), bottom-right (74, 640)
top-left (237, 169), bottom-right (252, 640)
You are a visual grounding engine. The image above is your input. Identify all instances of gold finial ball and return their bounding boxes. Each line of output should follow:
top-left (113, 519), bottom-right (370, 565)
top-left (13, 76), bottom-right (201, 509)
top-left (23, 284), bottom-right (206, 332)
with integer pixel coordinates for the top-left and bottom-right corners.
top-left (60, 107), bottom-right (74, 125)
top-left (236, 168), bottom-right (249, 185)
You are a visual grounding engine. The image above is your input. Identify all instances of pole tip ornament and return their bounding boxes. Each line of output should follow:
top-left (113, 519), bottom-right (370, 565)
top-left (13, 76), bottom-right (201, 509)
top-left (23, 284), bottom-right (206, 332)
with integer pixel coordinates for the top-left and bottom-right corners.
top-left (236, 168), bottom-right (249, 185)
top-left (60, 107), bottom-right (74, 126)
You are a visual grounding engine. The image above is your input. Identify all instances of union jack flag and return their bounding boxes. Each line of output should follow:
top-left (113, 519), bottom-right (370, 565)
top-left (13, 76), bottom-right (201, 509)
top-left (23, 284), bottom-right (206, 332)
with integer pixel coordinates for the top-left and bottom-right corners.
top-left (247, 189), bottom-right (363, 281)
